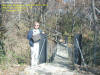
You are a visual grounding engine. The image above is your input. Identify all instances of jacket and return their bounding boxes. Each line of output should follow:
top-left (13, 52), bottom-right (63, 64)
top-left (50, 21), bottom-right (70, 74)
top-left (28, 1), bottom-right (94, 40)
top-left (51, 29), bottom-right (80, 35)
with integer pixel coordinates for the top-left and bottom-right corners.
top-left (27, 29), bottom-right (42, 47)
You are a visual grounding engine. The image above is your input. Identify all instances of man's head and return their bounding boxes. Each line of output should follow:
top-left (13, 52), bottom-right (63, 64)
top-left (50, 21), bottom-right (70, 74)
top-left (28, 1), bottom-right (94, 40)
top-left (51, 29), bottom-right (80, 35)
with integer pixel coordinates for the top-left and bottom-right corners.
top-left (34, 21), bottom-right (40, 29)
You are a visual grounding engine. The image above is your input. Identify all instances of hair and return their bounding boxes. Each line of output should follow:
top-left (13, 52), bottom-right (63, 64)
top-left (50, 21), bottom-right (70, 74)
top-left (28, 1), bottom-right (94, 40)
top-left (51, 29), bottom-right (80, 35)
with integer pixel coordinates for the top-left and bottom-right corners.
top-left (34, 21), bottom-right (40, 25)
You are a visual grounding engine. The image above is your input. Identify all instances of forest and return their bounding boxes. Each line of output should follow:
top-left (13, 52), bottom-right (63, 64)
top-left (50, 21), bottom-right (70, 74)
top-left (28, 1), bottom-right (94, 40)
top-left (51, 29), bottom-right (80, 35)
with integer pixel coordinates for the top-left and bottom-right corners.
top-left (0, 0), bottom-right (100, 75)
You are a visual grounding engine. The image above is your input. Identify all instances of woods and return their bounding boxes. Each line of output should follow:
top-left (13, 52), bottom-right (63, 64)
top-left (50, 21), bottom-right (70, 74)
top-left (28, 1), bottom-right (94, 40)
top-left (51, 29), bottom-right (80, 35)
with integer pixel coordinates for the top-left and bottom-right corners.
top-left (0, 0), bottom-right (100, 74)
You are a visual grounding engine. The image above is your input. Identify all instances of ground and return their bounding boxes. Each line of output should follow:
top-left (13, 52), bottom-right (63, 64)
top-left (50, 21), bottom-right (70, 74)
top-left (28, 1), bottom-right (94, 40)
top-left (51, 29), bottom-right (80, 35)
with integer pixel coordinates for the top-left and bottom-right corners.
top-left (0, 43), bottom-right (96, 75)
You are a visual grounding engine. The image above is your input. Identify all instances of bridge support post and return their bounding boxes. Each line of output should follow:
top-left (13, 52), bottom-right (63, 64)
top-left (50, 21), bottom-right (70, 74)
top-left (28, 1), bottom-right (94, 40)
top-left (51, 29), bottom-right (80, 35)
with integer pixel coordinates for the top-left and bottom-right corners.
top-left (74, 33), bottom-right (82, 66)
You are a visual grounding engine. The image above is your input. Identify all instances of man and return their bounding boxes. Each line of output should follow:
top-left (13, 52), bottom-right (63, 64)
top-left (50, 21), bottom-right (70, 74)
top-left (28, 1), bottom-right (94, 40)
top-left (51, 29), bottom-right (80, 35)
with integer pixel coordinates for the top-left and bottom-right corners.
top-left (27, 21), bottom-right (42, 66)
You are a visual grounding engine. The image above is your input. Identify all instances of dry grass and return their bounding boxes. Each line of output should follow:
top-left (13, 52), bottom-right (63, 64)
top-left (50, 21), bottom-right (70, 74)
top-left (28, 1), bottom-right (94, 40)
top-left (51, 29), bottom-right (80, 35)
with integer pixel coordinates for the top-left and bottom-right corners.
top-left (0, 64), bottom-right (28, 75)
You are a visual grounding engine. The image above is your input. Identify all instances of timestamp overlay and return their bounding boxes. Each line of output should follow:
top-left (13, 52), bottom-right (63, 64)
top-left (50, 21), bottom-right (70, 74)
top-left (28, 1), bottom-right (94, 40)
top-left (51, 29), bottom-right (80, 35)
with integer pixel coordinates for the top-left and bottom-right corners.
top-left (1, 2), bottom-right (48, 12)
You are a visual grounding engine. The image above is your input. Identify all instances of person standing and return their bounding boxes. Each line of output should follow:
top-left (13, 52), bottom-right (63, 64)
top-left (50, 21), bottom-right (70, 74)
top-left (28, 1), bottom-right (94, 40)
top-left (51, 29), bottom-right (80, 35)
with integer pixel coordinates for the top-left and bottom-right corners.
top-left (27, 21), bottom-right (42, 67)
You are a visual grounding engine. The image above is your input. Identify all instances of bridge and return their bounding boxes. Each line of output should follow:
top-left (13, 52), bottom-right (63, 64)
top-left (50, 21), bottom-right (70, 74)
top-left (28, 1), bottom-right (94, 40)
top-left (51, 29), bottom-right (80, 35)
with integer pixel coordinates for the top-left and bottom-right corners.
top-left (19, 42), bottom-right (74, 75)
top-left (19, 35), bottom-right (95, 75)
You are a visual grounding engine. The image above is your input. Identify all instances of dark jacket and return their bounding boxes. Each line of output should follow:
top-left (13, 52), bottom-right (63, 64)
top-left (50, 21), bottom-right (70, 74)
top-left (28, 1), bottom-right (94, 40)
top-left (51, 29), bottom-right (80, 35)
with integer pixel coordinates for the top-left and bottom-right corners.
top-left (27, 29), bottom-right (42, 47)
top-left (27, 29), bottom-right (47, 63)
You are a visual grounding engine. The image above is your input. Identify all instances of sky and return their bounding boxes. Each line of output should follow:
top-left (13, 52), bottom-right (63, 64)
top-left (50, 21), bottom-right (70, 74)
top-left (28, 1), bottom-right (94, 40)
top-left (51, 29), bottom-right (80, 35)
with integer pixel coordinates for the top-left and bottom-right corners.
top-left (63, 0), bottom-right (69, 2)
top-left (63, 0), bottom-right (74, 2)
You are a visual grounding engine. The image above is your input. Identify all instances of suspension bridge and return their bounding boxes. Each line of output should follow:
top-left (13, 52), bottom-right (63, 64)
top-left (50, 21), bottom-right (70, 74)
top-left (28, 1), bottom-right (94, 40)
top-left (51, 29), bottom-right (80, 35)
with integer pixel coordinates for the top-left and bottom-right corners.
top-left (19, 33), bottom-right (95, 75)
top-left (19, 42), bottom-right (74, 75)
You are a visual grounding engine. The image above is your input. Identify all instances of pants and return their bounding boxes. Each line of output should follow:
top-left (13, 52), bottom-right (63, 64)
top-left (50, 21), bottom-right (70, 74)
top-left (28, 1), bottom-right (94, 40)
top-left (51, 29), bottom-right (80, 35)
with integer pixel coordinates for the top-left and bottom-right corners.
top-left (31, 42), bottom-right (39, 66)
